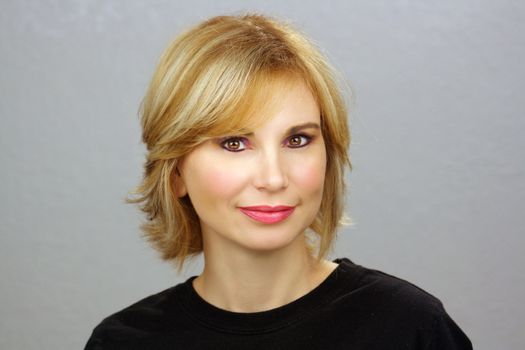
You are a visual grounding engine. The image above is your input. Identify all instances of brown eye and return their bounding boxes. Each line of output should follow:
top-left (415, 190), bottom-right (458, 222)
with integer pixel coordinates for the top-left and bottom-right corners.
top-left (289, 136), bottom-right (301, 146)
top-left (227, 140), bottom-right (241, 150)
top-left (220, 137), bottom-right (247, 152)
top-left (287, 134), bottom-right (311, 148)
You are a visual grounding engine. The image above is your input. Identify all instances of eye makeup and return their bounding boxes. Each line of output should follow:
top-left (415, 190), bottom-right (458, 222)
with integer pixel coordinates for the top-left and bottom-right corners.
top-left (219, 136), bottom-right (250, 152)
top-left (215, 122), bottom-right (321, 152)
top-left (286, 134), bottom-right (313, 148)
top-left (218, 133), bottom-right (316, 152)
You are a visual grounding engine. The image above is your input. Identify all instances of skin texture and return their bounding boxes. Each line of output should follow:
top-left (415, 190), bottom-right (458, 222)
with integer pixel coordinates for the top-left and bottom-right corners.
top-left (176, 80), bottom-right (337, 312)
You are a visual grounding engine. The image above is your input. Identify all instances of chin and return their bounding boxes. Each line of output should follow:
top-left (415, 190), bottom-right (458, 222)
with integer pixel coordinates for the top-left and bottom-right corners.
top-left (239, 229), bottom-right (305, 253)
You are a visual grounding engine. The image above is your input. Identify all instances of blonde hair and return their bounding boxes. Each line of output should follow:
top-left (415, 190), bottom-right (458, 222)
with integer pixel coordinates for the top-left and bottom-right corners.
top-left (129, 14), bottom-right (351, 270)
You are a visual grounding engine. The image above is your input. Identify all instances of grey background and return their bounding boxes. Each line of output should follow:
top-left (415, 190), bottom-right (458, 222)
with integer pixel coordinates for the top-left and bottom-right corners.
top-left (1, 0), bottom-right (523, 349)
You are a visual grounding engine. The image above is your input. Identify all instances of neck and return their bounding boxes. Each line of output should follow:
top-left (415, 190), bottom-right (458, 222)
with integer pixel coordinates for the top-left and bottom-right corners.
top-left (193, 235), bottom-right (337, 313)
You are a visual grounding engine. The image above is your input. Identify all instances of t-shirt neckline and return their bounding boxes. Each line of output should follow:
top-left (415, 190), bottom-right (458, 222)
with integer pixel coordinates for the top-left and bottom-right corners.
top-left (175, 258), bottom-right (357, 334)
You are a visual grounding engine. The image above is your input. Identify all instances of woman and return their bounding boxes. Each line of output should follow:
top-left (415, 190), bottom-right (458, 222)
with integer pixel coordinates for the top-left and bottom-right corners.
top-left (86, 14), bottom-right (472, 349)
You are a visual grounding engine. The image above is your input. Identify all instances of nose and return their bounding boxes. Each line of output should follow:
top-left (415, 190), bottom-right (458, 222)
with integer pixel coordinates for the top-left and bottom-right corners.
top-left (252, 149), bottom-right (289, 192)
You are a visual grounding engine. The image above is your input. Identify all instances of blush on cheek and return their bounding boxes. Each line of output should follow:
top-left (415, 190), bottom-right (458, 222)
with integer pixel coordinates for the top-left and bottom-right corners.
top-left (200, 166), bottom-right (245, 198)
top-left (292, 161), bottom-right (326, 192)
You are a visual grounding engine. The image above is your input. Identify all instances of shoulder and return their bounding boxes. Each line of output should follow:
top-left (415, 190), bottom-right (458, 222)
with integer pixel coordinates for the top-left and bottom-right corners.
top-left (85, 283), bottom-right (185, 349)
top-left (330, 258), bottom-right (472, 349)
top-left (334, 257), bottom-right (444, 313)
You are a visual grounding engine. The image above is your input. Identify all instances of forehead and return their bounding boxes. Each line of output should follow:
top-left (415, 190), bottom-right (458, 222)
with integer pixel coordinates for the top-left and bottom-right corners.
top-left (251, 80), bottom-right (320, 132)
top-left (209, 76), bottom-right (320, 138)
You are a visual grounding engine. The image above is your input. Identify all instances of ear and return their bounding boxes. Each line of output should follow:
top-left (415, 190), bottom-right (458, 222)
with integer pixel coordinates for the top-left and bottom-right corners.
top-left (173, 165), bottom-right (188, 198)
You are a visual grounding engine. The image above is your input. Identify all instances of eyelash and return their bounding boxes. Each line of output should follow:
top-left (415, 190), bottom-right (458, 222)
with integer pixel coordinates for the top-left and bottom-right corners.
top-left (219, 134), bottom-right (313, 152)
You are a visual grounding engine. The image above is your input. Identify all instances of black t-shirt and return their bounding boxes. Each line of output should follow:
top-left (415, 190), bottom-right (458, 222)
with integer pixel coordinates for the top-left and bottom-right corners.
top-left (85, 258), bottom-right (472, 349)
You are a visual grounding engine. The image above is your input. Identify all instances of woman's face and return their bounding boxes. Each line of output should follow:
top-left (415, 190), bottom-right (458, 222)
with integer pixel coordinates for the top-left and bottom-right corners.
top-left (176, 80), bottom-right (326, 254)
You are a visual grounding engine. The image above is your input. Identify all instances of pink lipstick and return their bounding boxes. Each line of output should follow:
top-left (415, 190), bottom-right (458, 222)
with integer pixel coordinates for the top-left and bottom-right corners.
top-left (239, 205), bottom-right (295, 224)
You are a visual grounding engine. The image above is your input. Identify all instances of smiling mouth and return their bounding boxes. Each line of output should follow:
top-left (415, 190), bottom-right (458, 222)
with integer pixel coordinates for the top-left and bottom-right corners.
top-left (238, 205), bottom-right (295, 224)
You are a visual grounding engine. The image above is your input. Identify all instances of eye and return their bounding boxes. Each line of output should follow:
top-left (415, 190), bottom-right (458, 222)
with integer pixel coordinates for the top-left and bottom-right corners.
top-left (286, 134), bottom-right (312, 148)
top-left (220, 137), bottom-right (248, 152)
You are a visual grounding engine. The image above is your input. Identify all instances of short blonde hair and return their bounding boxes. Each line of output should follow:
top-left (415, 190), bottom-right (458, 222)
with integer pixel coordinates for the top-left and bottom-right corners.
top-left (129, 14), bottom-right (351, 270)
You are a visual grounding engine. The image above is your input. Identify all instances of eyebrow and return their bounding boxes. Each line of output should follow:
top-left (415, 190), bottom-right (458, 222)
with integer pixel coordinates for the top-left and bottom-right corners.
top-left (238, 122), bottom-right (320, 136)
top-left (288, 122), bottom-right (320, 134)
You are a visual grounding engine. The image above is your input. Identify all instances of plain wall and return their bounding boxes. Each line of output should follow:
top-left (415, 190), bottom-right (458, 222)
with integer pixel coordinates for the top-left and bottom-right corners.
top-left (1, 1), bottom-right (524, 349)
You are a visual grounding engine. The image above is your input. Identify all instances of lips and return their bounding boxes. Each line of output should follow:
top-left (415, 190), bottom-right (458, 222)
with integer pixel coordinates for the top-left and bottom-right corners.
top-left (239, 205), bottom-right (295, 224)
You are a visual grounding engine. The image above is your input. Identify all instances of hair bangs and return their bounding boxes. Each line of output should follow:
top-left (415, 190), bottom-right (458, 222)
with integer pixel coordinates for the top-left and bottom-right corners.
top-left (190, 69), bottom-right (305, 143)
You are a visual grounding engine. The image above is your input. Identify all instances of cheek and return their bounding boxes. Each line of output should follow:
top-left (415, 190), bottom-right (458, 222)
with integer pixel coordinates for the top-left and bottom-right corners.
top-left (204, 167), bottom-right (244, 198)
top-left (289, 154), bottom-right (327, 194)
top-left (185, 156), bottom-right (247, 202)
